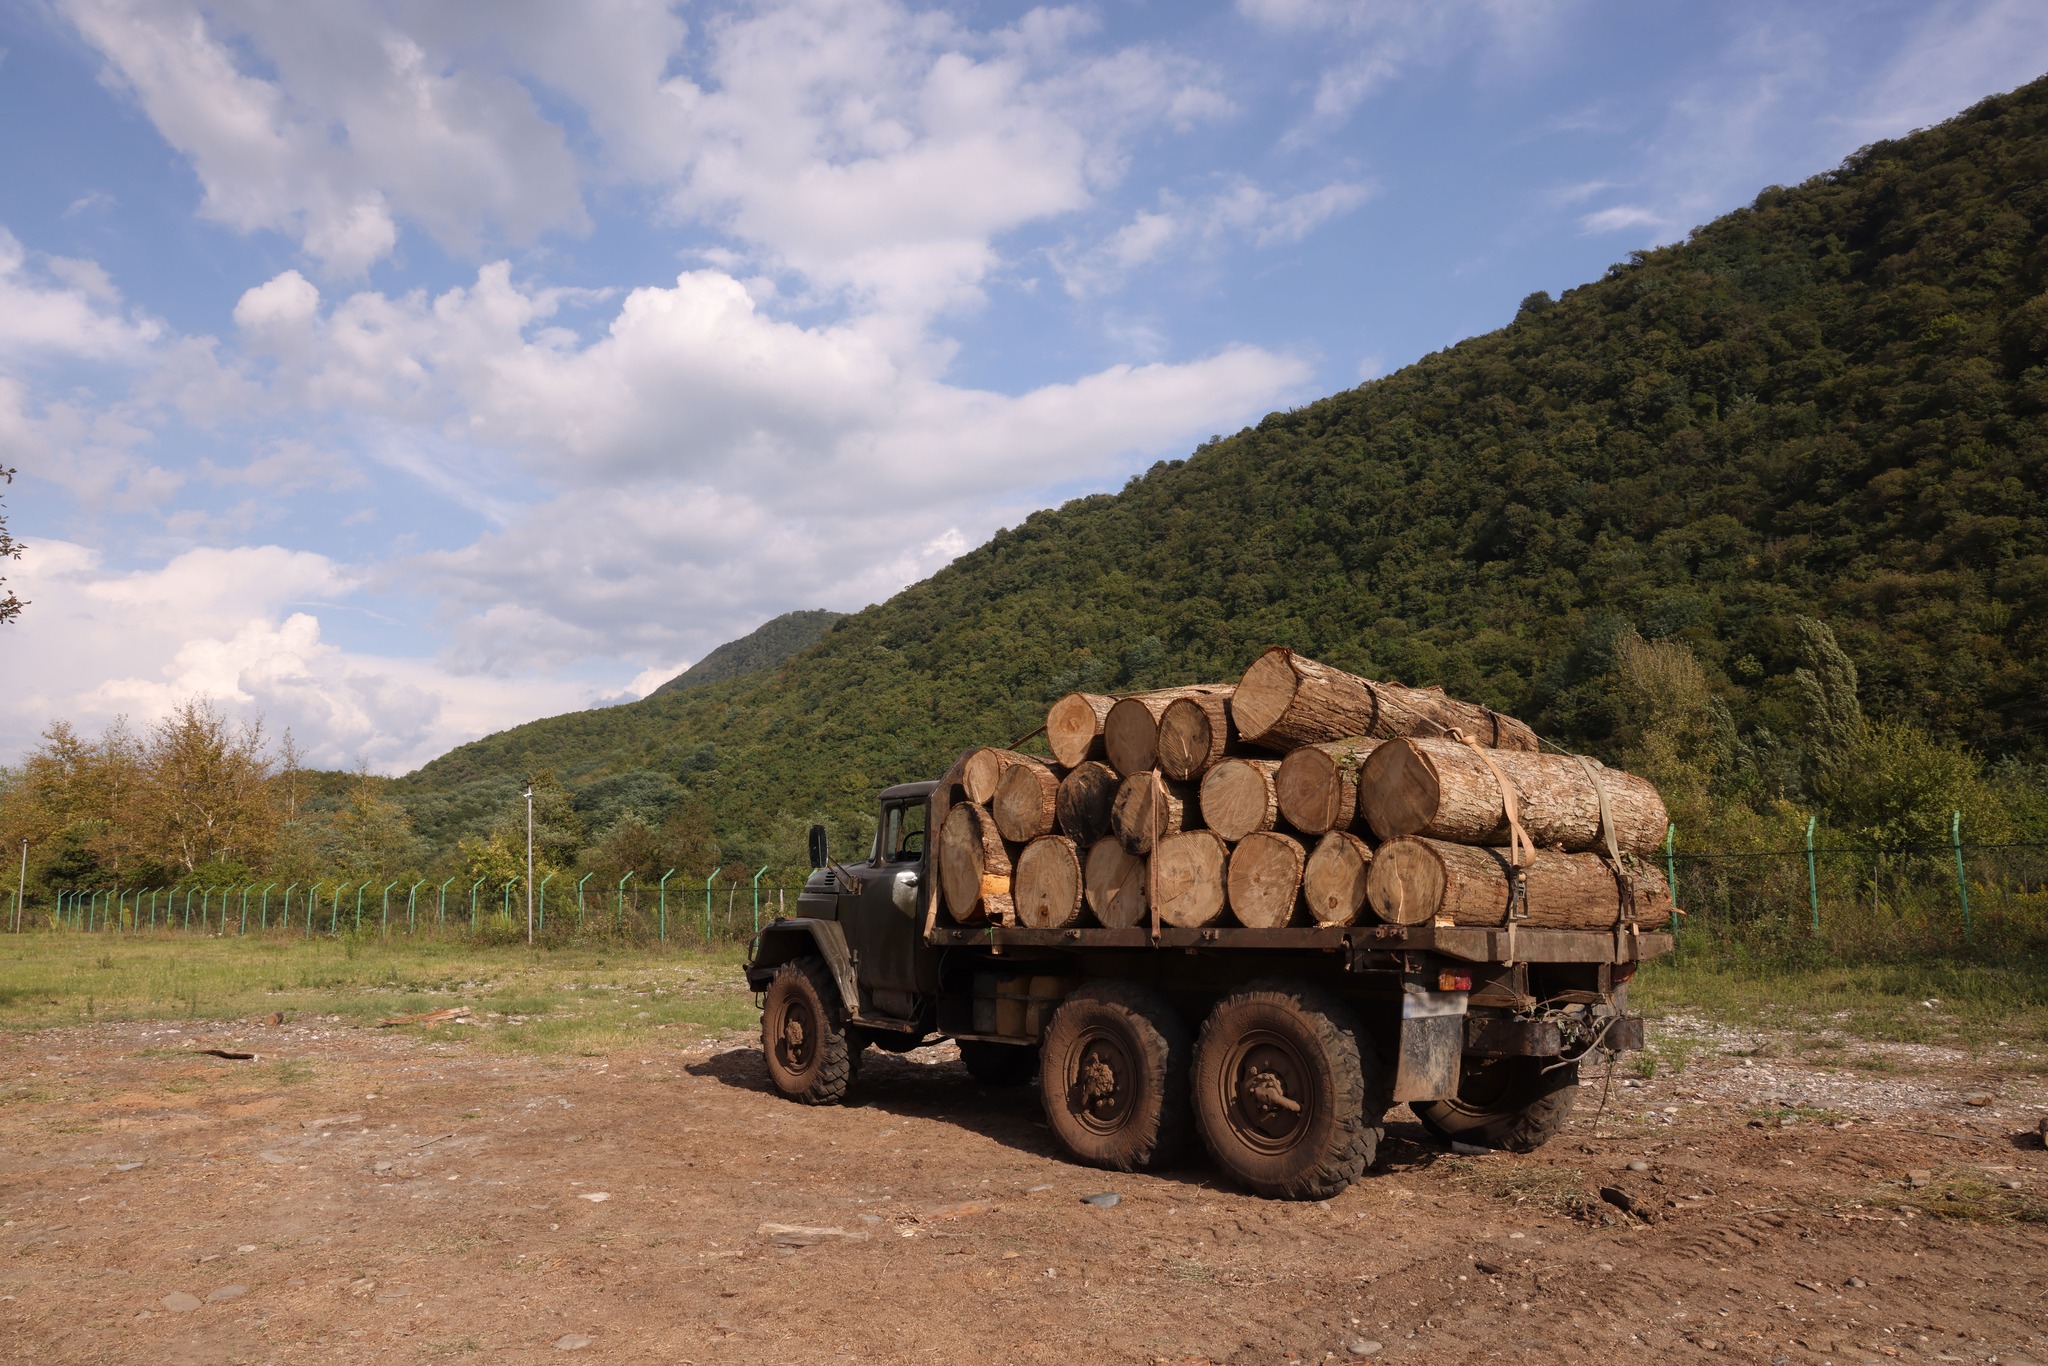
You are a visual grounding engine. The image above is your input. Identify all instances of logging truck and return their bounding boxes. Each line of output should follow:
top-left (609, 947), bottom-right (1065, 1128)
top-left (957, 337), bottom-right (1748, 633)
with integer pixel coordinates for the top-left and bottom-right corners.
top-left (745, 776), bottom-right (1672, 1200)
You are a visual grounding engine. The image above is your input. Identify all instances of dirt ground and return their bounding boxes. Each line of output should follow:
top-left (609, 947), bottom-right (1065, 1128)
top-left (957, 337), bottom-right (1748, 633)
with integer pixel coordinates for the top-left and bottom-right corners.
top-left (3, 1008), bottom-right (2045, 1365)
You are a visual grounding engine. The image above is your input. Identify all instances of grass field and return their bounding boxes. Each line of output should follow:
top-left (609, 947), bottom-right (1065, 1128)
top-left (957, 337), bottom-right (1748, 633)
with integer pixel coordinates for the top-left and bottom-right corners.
top-left (0, 932), bottom-right (759, 1055)
top-left (2, 927), bottom-right (2043, 1069)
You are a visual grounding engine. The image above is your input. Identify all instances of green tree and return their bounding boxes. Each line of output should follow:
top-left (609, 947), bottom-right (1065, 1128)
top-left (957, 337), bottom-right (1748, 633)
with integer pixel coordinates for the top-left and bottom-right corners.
top-left (0, 464), bottom-right (22, 625)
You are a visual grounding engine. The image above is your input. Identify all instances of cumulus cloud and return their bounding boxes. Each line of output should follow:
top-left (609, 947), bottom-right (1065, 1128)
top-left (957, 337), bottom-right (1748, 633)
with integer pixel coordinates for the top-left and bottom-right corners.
top-left (0, 540), bottom-right (595, 770)
top-left (1059, 178), bottom-right (1374, 296)
top-left (0, 228), bottom-right (162, 361)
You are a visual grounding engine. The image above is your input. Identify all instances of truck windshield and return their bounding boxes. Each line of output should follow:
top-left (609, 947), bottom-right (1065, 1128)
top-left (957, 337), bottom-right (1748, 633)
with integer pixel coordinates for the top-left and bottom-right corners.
top-left (881, 801), bottom-right (926, 863)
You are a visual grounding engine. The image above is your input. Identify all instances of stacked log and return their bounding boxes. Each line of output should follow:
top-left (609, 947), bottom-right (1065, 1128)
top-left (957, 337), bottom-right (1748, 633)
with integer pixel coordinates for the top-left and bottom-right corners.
top-left (934, 646), bottom-right (1664, 935)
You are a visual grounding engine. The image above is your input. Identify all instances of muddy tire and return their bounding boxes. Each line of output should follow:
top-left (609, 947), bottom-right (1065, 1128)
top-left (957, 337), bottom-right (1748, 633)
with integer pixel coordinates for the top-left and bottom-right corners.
top-left (1039, 981), bottom-right (1191, 1171)
top-left (1192, 980), bottom-right (1378, 1200)
top-left (1414, 1057), bottom-right (1578, 1152)
top-left (761, 956), bottom-right (853, 1105)
top-left (959, 1039), bottom-right (1038, 1088)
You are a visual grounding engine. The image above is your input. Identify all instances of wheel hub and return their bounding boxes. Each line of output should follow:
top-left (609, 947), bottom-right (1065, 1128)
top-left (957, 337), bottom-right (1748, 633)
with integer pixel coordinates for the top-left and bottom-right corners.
top-left (775, 998), bottom-right (817, 1072)
top-left (1071, 1031), bottom-right (1134, 1134)
top-left (1224, 1035), bottom-right (1314, 1153)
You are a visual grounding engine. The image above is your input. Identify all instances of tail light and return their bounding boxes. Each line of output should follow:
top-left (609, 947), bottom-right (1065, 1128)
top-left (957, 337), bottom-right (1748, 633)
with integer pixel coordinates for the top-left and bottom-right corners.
top-left (1438, 970), bottom-right (1472, 992)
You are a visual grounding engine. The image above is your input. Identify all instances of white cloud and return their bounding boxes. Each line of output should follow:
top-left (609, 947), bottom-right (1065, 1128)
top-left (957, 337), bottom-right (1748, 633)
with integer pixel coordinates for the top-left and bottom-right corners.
top-left (1579, 204), bottom-right (1664, 235)
top-left (1848, 0), bottom-right (2048, 137)
top-left (0, 228), bottom-right (162, 361)
top-left (64, 0), bottom-right (590, 274)
top-left (0, 540), bottom-right (596, 771)
top-left (1060, 178), bottom-right (1373, 296)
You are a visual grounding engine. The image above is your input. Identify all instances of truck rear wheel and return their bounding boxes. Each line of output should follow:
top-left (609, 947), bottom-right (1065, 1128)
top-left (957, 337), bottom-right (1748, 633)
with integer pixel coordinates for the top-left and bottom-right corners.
top-left (761, 956), bottom-right (854, 1105)
top-left (1414, 1057), bottom-right (1577, 1152)
top-left (1192, 981), bottom-right (1378, 1200)
top-left (1039, 981), bottom-right (1191, 1171)
top-left (959, 1039), bottom-right (1038, 1088)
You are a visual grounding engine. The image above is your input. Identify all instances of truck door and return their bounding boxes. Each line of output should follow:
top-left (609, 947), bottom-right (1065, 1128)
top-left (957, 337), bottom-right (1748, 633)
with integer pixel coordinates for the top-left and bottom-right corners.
top-left (841, 795), bottom-right (935, 1018)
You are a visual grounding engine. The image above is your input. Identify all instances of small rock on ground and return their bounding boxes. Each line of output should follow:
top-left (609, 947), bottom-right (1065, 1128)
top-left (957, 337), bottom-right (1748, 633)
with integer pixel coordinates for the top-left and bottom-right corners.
top-left (552, 1334), bottom-right (595, 1351)
top-left (206, 1285), bottom-right (247, 1302)
top-left (1345, 1338), bottom-right (1382, 1357)
top-left (160, 1292), bottom-right (201, 1313)
top-left (1080, 1192), bottom-right (1121, 1208)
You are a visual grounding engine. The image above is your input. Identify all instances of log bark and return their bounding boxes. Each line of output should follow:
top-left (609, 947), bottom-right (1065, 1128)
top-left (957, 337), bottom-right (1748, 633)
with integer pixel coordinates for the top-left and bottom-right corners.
top-left (1154, 829), bottom-right (1230, 928)
top-left (1199, 758), bottom-right (1282, 842)
top-left (1084, 839), bottom-right (1147, 929)
top-left (1014, 835), bottom-right (1086, 929)
top-left (938, 802), bottom-right (1015, 924)
top-left (991, 755), bottom-right (1062, 843)
top-left (929, 749), bottom-right (974, 847)
top-left (1232, 647), bottom-right (1539, 752)
top-left (1156, 689), bottom-right (1237, 781)
top-left (1302, 832), bottom-right (1374, 927)
top-left (1047, 693), bottom-right (1115, 768)
top-left (1111, 772), bottom-right (1199, 855)
top-left (1364, 836), bottom-right (1674, 930)
top-left (1055, 761), bottom-right (1120, 845)
top-left (1226, 831), bottom-right (1306, 929)
top-left (1274, 739), bottom-right (1381, 835)
top-left (1357, 738), bottom-right (1668, 855)
top-left (1105, 685), bottom-right (1234, 777)
top-left (962, 748), bottom-right (1044, 805)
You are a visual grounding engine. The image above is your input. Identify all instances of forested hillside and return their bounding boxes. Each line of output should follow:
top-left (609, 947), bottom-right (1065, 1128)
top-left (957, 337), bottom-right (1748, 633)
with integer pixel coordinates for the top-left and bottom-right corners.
top-left (649, 610), bottom-right (844, 697)
top-left (393, 77), bottom-right (2047, 862)
top-left (10, 78), bottom-right (2046, 899)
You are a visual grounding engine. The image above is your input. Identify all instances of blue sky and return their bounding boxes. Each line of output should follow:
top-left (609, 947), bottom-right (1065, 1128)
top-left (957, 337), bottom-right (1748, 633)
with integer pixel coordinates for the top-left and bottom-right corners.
top-left (2, 0), bottom-right (2045, 772)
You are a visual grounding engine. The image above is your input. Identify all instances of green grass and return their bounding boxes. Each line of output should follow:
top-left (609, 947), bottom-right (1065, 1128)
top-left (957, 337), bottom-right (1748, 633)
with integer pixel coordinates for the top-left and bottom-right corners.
top-left (1636, 923), bottom-right (2048, 1060)
top-left (0, 932), bottom-right (759, 1055)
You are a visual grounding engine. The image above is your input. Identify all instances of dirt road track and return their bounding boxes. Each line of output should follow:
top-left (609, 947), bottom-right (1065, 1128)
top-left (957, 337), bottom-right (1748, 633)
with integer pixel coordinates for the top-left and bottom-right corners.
top-left (2, 1017), bottom-right (2045, 1364)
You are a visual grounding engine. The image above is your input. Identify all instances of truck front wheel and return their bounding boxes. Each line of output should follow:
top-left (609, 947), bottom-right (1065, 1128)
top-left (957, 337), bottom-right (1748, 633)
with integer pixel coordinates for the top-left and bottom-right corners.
top-left (1414, 1057), bottom-right (1577, 1152)
top-left (1039, 981), bottom-right (1191, 1171)
top-left (1192, 981), bottom-right (1379, 1200)
top-left (761, 956), bottom-right (854, 1105)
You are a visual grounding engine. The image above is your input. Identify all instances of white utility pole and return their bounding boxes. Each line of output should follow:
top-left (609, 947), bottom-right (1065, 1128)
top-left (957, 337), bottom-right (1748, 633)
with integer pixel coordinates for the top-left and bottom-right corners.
top-left (13, 838), bottom-right (24, 933)
top-left (524, 783), bottom-right (535, 947)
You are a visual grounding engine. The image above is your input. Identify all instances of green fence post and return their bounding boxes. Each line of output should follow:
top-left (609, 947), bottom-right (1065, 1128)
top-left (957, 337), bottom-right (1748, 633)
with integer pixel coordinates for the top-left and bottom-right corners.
top-left (468, 879), bottom-right (485, 932)
top-left (330, 883), bottom-right (342, 934)
top-left (260, 884), bottom-right (275, 930)
top-left (704, 870), bottom-right (717, 943)
top-left (576, 872), bottom-right (594, 931)
top-left (616, 872), bottom-right (633, 929)
top-left (407, 881), bottom-right (425, 933)
top-left (1805, 815), bottom-right (1820, 933)
top-left (1952, 809), bottom-right (1972, 945)
top-left (305, 883), bottom-right (321, 937)
top-left (537, 871), bottom-right (556, 933)
top-left (438, 877), bottom-right (456, 930)
top-left (658, 869), bottom-right (675, 942)
top-left (238, 884), bottom-right (251, 935)
top-left (1664, 824), bottom-right (1678, 939)
top-left (504, 876), bottom-right (520, 924)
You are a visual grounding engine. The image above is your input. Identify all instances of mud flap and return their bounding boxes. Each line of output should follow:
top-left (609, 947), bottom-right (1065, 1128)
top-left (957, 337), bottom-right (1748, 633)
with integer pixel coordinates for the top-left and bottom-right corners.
top-left (1393, 988), bottom-right (1468, 1103)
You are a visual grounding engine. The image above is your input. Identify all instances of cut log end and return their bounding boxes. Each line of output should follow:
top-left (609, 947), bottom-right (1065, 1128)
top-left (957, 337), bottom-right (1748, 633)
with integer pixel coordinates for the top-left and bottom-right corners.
top-left (1302, 832), bottom-right (1373, 927)
top-left (1154, 829), bottom-right (1229, 929)
top-left (1046, 693), bottom-right (1114, 769)
top-left (1356, 737), bottom-right (1442, 841)
top-left (1055, 760), bottom-right (1120, 845)
top-left (1084, 839), bottom-right (1147, 930)
top-left (1273, 740), bottom-right (1376, 835)
top-left (1362, 836), bottom-right (1444, 926)
top-left (1014, 835), bottom-right (1085, 930)
top-left (1110, 773), bottom-right (1195, 855)
top-left (1200, 757), bottom-right (1281, 843)
top-left (1155, 691), bottom-right (1235, 781)
top-left (939, 803), bottom-right (1014, 924)
top-left (1226, 831), bottom-right (1305, 929)
top-left (1230, 647), bottom-right (1298, 744)
top-left (992, 757), bottom-right (1061, 844)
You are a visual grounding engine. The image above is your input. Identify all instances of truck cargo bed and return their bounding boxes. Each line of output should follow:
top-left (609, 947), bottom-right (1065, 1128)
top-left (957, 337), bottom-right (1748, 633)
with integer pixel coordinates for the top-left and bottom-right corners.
top-left (926, 921), bottom-right (1673, 965)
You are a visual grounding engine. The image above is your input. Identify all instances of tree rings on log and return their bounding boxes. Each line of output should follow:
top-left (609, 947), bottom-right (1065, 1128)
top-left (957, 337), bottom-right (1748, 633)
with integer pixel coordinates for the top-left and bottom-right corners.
top-left (1014, 835), bottom-right (1085, 929)
top-left (1156, 689), bottom-right (1236, 781)
top-left (939, 802), bottom-right (1015, 924)
top-left (1302, 832), bottom-right (1373, 927)
top-left (1226, 831), bottom-right (1305, 929)
top-left (1084, 839), bottom-right (1147, 929)
top-left (1111, 772), bottom-right (1198, 855)
top-left (1274, 739), bottom-right (1380, 835)
top-left (1055, 761), bottom-right (1119, 845)
top-left (1364, 836), bottom-right (1674, 930)
top-left (1046, 693), bottom-right (1115, 768)
top-left (1232, 647), bottom-right (1538, 752)
top-left (1154, 830), bottom-right (1229, 928)
top-left (1357, 737), bottom-right (1668, 855)
top-left (962, 748), bottom-right (1043, 805)
top-left (1199, 758), bottom-right (1282, 842)
top-left (991, 756), bottom-right (1062, 843)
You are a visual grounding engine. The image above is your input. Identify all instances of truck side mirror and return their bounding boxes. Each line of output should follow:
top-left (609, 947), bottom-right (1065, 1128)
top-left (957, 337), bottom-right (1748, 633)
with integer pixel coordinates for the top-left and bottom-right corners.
top-left (807, 824), bottom-right (829, 870)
